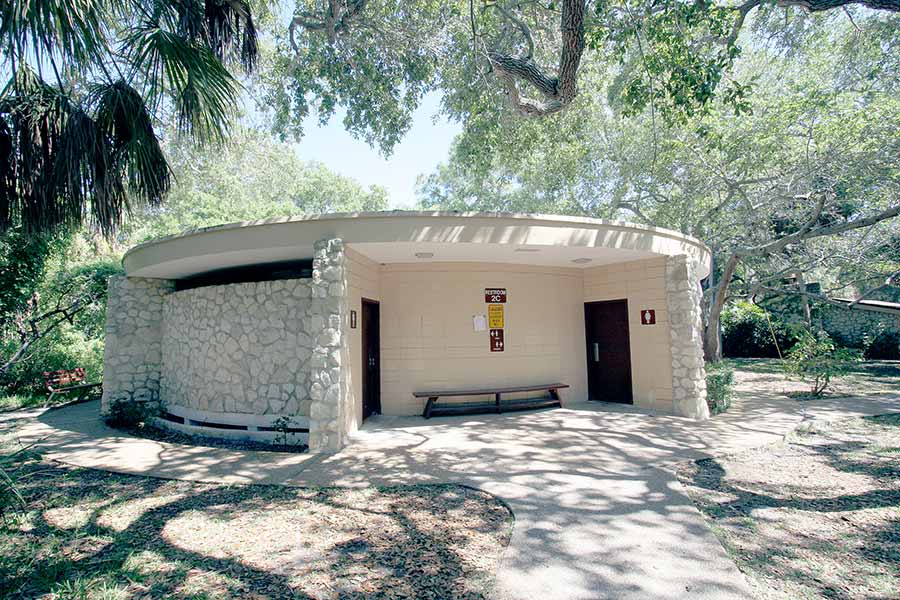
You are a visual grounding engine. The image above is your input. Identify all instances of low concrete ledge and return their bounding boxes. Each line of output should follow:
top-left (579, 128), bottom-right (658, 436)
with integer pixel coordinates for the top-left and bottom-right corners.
top-left (164, 403), bottom-right (310, 430)
top-left (154, 403), bottom-right (310, 446)
top-left (151, 416), bottom-right (309, 446)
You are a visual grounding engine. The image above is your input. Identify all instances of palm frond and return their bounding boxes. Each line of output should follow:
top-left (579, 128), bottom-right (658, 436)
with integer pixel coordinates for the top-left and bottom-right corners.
top-left (0, 0), bottom-right (109, 70)
top-left (0, 116), bottom-right (13, 230)
top-left (125, 22), bottom-right (239, 141)
top-left (206, 0), bottom-right (258, 73)
top-left (92, 80), bottom-right (170, 207)
top-left (1, 71), bottom-right (172, 237)
top-left (0, 72), bottom-right (85, 234)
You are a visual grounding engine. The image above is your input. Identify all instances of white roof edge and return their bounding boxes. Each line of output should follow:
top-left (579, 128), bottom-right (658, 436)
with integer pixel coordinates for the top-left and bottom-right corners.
top-left (124, 210), bottom-right (711, 261)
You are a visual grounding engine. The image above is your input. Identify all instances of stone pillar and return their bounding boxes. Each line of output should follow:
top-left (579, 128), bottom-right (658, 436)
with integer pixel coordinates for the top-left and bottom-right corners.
top-left (101, 276), bottom-right (175, 415)
top-left (307, 238), bottom-right (349, 452)
top-left (665, 255), bottom-right (710, 420)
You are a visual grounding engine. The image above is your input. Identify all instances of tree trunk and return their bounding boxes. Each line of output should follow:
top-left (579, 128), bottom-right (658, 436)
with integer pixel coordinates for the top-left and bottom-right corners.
top-left (704, 254), bottom-right (741, 361)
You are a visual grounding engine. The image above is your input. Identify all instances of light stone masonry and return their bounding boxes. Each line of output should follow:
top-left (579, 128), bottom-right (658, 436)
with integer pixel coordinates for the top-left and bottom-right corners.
top-left (102, 237), bottom-right (352, 453)
top-left (161, 278), bottom-right (316, 419)
top-left (665, 255), bottom-right (710, 419)
top-left (306, 238), bottom-right (350, 453)
top-left (101, 276), bottom-right (174, 414)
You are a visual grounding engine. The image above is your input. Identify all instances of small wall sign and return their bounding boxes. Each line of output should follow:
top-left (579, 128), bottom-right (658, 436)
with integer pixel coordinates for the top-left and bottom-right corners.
top-left (350, 310), bottom-right (357, 329)
top-left (641, 309), bottom-right (656, 325)
top-left (473, 314), bottom-right (487, 331)
top-left (488, 304), bottom-right (505, 329)
top-left (485, 288), bottom-right (507, 303)
top-left (490, 328), bottom-right (505, 352)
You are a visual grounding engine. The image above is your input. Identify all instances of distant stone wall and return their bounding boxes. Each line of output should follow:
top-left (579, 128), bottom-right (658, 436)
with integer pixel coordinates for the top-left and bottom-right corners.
top-left (161, 279), bottom-right (316, 417)
top-left (101, 276), bottom-right (174, 414)
top-left (665, 255), bottom-right (709, 420)
top-left (819, 304), bottom-right (900, 347)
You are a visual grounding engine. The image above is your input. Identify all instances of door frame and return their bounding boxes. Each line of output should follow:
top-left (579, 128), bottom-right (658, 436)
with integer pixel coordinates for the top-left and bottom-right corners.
top-left (583, 299), bottom-right (634, 404)
top-left (360, 298), bottom-right (381, 419)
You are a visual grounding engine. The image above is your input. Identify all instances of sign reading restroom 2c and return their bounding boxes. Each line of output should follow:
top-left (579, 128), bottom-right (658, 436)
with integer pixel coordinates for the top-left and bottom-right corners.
top-left (484, 288), bottom-right (507, 303)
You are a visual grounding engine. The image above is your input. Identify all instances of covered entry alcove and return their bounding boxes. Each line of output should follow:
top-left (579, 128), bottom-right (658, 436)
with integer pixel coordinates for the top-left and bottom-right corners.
top-left (103, 211), bottom-right (712, 453)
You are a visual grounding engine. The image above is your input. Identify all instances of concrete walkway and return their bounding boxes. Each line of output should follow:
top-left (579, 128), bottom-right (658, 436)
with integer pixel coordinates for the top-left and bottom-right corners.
top-left (5, 370), bottom-right (899, 600)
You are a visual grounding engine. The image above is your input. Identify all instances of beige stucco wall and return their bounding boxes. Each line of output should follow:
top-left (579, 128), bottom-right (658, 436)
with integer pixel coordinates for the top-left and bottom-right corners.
top-left (345, 248), bottom-right (382, 431)
top-left (583, 257), bottom-right (674, 412)
top-left (371, 262), bottom-right (587, 416)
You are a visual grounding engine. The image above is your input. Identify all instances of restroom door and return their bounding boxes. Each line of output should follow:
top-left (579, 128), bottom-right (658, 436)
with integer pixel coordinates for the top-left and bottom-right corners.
top-left (361, 299), bottom-right (381, 419)
top-left (584, 300), bottom-right (633, 404)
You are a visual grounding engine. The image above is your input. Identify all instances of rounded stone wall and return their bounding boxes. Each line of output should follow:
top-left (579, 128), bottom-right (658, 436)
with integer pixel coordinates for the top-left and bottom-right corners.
top-left (161, 278), bottom-right (316, 417)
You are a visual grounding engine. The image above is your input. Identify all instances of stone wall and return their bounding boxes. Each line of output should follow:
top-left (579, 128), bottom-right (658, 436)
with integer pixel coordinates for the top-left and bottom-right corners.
top-left (101, 276), bottom-right (174, 414)
top-left (161, 278), bottom-right (316, 418)
top-left (665, 255), bottom-right (709, 420)
top-left (819, 303), bottom-right (900, 347)
top-left (306, 238), bottom-right (350, 452)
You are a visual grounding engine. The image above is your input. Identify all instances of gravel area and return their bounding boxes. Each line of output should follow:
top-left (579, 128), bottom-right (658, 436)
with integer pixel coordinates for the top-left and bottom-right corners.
top-left (0, 454), bottom-right (513, 599)
top-left (677, 413), bottom-right (900, 600)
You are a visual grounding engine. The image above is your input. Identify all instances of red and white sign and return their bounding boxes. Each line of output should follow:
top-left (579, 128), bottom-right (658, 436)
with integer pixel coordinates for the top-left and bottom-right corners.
top-left (489, 328), bottom-right (505, 352)
top-left (484, 288), bottom-right (507, 303)
top-left (641, 309), bottom-right (656, 325)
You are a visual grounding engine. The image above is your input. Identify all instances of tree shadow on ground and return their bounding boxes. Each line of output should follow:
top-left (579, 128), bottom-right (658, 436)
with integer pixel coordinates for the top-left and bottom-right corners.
top-left (677, 415), bottom-right (900, 600)
top-left (0, 457), bottom-right (511, 599)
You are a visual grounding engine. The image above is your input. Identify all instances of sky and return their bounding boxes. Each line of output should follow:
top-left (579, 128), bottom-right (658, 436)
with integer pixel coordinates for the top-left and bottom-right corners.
top-left (290, 93), bottom-right (461, 209)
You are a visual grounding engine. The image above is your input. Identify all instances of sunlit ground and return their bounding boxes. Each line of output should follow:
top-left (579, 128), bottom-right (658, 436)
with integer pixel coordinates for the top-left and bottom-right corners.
top-left (727, 358), bottom-right (900, 397)
top-left (0, 450), bottom-right (512, 599)
top-left (678, 413), bottom-right (900, 600)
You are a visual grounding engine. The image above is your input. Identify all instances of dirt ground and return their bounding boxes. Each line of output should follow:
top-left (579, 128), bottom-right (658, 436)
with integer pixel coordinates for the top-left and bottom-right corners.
top-left (728, 359), bottom-right (900, 400)
top-left (677, 413), bottom-right (900, 600)
top-left (0, 452), bottom-right (512, 600)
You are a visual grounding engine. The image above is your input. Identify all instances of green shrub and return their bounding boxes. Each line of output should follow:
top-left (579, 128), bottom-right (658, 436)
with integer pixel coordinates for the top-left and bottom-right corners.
top-left (0, 257), bottom-right (120, 397)
top-left (105, 400), bottom-right (157, 430)
top-left (0, 326), bottom-right (104, 396)
top-left (783, 330), bottom-right (862, 396)
top-left (863, 330), bottom-right (900, 360)
top-left (721, 300), bottom-right (801, 358)
top-left (705, 362), bottom-right (735, 414)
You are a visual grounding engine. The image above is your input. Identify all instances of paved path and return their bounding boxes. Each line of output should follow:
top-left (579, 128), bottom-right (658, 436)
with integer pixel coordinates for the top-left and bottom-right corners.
top-left (5, 370), bottom-right (898, 600)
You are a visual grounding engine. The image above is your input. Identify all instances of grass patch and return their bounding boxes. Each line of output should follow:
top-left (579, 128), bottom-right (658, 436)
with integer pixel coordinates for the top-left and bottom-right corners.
top-left (0, 436), bottom-right (513, 599)
top-left (0, 395), bottom-right (48, 413)
top-left (677, 413), bottom-right (900, 600)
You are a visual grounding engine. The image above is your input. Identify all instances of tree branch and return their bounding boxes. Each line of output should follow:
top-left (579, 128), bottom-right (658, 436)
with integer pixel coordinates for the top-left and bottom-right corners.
top-left (488, 0), bottom-right (585, 117)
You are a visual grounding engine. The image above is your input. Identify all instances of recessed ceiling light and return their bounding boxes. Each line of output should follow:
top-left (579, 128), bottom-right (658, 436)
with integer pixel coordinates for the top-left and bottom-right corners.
top-left (514, 248), bottom-right (541, 253)
top-left (571, 258), bottom-right (592, 264)
top-left (415, 252), bottom-right (434, 259)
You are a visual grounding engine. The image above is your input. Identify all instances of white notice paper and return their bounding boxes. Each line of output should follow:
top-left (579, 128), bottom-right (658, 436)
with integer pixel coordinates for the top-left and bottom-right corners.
top-left (473, 314), bottom-right (487, 332)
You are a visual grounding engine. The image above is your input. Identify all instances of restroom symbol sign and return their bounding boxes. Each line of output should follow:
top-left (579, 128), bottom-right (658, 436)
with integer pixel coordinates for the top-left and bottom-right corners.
top-left (490, 328), bottom-right (505, 352)
top-left (641, 309), bottom-right (656, 325)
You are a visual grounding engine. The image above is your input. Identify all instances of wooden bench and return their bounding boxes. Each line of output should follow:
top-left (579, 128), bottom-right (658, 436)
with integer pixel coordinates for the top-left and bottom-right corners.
top-left (43, 368), bottom-right (102, 404)
top-left (415, 383), bottom-right (569, 419)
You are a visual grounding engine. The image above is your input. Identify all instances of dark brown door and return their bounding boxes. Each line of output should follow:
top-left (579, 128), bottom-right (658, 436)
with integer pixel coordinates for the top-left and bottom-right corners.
top-left (361, 299), bottom-right (381, 419)
top-left (584, 300), bottom-right (633, 404)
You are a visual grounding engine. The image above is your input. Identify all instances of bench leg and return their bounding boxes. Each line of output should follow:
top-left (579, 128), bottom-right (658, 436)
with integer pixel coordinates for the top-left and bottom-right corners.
top-left (423, 397), bottom-right (438, 419)
top-left (549, 388), bottom-right (561, 405)
top-left (496, 392), bottom-right (501, 414)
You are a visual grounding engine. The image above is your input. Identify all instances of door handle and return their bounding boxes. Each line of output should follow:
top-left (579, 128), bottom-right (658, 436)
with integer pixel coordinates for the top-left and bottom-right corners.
top-left (593, 343), bottom-right (599, 362)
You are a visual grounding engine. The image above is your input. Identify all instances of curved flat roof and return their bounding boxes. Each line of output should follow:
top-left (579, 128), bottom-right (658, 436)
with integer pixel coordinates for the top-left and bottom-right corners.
top-left (124, 211), bottom-right (712, 279)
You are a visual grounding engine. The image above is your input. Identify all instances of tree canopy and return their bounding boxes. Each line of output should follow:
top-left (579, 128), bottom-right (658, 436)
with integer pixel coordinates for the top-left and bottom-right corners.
top-left (415, 11), bottom-right (900, 358)
top-left (0, 0), bottom-right (263, 236)
top-left (126, 128), bottom-right (389, 241)
top-left (265, 1), bottom-right (900, 153)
